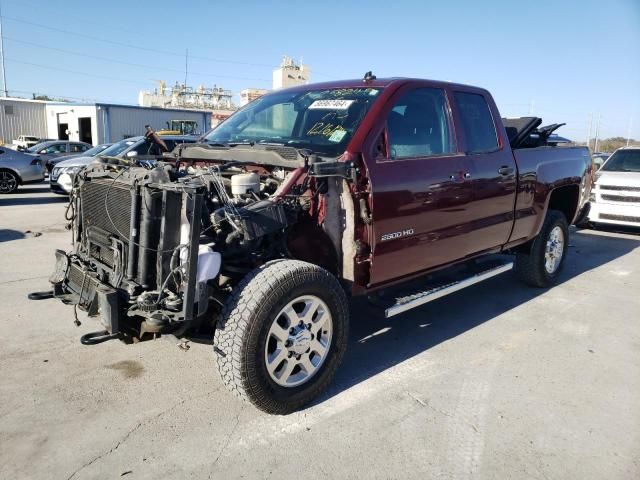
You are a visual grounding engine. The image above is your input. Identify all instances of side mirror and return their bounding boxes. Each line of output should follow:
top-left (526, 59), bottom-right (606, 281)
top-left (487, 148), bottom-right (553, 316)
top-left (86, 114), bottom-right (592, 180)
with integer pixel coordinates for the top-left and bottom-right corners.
top-left (125, 151), bottom-right (138, 158)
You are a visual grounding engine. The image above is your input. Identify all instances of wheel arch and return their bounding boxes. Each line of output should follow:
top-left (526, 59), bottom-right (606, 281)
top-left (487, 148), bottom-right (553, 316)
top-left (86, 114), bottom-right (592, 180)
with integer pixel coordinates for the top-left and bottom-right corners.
top-left (547, 184), bottom-right (580, 225)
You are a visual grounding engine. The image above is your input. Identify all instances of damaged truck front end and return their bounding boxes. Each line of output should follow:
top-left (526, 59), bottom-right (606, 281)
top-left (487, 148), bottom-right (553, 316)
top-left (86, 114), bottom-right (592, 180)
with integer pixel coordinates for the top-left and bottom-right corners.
top-left (50, 164), bottom-right (212, 343)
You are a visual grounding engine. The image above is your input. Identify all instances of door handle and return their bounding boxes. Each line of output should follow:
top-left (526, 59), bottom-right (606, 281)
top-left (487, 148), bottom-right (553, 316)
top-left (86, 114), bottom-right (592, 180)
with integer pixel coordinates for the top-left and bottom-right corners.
top-left (449, 171), bottom-right (471, 182)
top-left (497, 166), bottom-right (514, 176)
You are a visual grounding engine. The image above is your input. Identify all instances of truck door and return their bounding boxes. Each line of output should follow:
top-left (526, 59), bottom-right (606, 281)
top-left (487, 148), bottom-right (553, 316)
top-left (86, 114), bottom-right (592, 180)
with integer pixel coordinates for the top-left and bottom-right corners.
top-left (365, 87), bottom-right (473, 286)
top-left (451, 91), bottom-right (517, 255)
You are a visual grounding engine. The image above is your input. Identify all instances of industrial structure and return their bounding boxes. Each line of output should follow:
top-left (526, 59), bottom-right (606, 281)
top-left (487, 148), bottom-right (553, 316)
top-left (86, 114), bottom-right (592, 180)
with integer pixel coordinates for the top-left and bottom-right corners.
top-left (138, 81), bottom-right (235, 110)
top-left (239, 57), bottom-right (311, 107)
top-left (273, 56), bottom-right (311, 90)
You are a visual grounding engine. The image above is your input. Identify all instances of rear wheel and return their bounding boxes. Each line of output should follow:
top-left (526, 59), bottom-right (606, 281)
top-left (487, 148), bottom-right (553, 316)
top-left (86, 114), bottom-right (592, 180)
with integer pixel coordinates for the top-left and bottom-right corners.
top-left (515, 209), bottom-right (569, 287)
top-left (0, 170), bottom-right (19, 194)
top-left (213, 259), bottom-right (349, 414)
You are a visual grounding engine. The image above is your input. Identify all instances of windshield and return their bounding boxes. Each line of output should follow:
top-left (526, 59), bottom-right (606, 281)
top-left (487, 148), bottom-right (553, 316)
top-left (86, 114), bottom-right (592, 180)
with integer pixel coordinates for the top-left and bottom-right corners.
top-left (205, 87), bottom-right (383, 157)
top-left (83, 144), bottom-right (109, 157)
top-left (99, 139), bottom-right (138, 157)
top-left (601, 149), bottom-right (640, 172)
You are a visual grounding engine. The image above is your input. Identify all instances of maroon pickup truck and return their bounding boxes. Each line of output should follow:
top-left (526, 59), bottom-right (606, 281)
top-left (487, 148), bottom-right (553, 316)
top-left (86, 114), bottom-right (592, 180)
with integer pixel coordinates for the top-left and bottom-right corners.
top-left (41, 75), bottom-right (591, 413)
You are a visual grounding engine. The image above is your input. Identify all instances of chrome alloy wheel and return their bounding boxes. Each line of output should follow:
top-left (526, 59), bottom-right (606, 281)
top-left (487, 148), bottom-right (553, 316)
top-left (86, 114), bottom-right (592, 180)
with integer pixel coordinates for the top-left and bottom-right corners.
top-left (264, 295), bottom-right (333, 387)
top-left (0, 171), bottom-right (17, 193)
top-left (544, 226), bottom-right (565, 274)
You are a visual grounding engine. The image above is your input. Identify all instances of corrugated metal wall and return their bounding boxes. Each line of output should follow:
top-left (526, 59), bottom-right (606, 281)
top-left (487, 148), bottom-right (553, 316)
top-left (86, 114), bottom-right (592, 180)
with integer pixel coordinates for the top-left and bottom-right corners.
top-left (103, 105), bottom-right (209, 142)
top-left (0, 99), bottom-right (48, 144)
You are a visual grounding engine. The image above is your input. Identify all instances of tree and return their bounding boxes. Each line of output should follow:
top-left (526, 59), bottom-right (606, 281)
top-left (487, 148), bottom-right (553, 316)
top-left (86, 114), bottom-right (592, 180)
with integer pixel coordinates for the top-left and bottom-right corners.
top-left (590, 137), bottom-right (639, 152)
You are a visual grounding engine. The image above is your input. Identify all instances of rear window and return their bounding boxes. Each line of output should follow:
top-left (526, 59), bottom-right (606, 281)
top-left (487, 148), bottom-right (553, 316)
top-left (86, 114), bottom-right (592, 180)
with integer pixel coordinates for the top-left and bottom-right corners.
top-left (454, 92), bottom-right (498, 153)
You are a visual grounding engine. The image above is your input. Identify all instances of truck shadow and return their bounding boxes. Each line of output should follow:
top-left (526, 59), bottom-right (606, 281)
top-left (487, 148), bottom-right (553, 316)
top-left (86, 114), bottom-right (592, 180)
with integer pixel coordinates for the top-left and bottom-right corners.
top-left (0, 229), bottom-right (26, 242)
top-left (315, 229), bottom-right (640, 405)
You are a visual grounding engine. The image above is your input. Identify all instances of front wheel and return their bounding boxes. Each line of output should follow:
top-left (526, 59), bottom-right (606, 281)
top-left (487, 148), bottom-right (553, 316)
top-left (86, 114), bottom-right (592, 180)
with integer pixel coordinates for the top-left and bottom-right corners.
top-left (0, 170), bottom-right (19, 194)
top-left (213, 260), bottom-right (349, 414)
top-left (515, 209), bottom-right (569, 287)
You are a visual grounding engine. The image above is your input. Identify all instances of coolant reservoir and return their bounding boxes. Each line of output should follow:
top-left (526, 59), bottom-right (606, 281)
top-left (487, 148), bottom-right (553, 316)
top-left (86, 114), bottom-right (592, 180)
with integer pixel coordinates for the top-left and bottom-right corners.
top-left (231, 172), bottom-right (260, 196)
top-left (197, 245), bottom-right (221, 282)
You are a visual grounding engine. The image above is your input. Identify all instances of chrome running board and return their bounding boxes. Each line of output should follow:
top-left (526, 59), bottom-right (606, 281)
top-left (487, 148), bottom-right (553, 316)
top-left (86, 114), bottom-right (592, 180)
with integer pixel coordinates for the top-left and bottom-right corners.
top-left (385, 262), bottom-right (514, 318)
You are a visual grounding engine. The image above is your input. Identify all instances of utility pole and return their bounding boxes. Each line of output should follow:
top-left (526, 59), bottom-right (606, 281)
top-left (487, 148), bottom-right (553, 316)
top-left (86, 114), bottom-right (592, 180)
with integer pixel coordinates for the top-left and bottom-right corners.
top-left (0, 1), bottom-right (8, 97)
top-left (627, 117), bottom-right (633, 146)
top-left (594, 113), bottom-right (602, 153)
top-left (184, 48), bottom-right (188, 88)
top-left (587, 112), bottom-right (593, 149)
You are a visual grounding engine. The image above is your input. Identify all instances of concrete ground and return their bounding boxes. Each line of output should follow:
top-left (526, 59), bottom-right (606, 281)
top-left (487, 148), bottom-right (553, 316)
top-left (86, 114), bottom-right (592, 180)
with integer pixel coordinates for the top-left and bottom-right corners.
top-left (1, 183), bottom-right (639, 480)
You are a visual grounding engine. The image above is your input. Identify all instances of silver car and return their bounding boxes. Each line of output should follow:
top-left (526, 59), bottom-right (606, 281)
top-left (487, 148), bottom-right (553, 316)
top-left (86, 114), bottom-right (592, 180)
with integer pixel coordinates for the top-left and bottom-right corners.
top-left (26, 140), bottom-right (93, 172)
top-left (50, 135), bottom-right (196, 194)
top-left (0, 147), bottom-right (45, 194)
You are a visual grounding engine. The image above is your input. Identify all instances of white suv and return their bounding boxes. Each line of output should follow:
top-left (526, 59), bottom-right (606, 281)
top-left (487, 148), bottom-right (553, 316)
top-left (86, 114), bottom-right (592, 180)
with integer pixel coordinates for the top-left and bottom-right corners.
top-left (589, 146), bottom-right (640, 228)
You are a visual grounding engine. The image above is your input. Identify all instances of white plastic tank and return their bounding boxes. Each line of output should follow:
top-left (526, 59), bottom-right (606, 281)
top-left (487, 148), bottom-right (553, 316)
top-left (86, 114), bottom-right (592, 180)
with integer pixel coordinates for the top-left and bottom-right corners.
top-left (231, 172), bottom-right (260, 196)
top-left (196, 245), bottom-right (221, 282)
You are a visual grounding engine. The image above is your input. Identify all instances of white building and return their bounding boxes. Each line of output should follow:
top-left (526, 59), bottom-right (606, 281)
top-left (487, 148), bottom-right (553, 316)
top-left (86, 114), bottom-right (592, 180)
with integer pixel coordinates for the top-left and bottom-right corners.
top-left (272, 56), bottom-right (311, 90)
top-left (0, 97), bottom-right (49, 145)
top-left (44, 103), bottom-right (211, 145)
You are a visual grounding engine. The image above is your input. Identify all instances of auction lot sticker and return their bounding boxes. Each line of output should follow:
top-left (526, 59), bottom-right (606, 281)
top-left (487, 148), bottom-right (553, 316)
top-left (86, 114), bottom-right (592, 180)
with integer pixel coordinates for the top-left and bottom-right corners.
top-left (308, 99), bottom-right (355, 110)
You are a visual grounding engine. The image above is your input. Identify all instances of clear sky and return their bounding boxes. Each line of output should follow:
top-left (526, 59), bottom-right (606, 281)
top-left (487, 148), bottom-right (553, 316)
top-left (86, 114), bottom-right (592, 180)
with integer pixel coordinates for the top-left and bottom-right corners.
top-left (1, 0), bottom-right (638, 140)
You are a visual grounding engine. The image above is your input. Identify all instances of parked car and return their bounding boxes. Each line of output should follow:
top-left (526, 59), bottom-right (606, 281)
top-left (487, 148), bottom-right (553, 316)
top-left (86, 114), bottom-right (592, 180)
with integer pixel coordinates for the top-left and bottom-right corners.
top-left (26, 141), bottom-right (93, 172)
top-left (0, 146), bottom-right (45, 194)
top-left (50, 136), bottom-right (196, 194)
top-left (588, 146), bottom-right (640, 228)
top-left (42, 76), bottom-right (591, 414)
top-left (591, 152), bottom-right (611, 170)
top-left (13, 135), bottom-right (40, 150)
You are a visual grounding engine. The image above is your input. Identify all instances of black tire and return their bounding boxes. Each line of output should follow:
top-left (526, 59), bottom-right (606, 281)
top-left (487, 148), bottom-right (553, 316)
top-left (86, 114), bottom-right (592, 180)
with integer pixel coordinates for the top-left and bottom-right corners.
top-left (213, 259), bottom-right (349, 414)
top-left (0, 170), bottom-right (19, 194)
top-left (515, 209), bottom-right (569, 288)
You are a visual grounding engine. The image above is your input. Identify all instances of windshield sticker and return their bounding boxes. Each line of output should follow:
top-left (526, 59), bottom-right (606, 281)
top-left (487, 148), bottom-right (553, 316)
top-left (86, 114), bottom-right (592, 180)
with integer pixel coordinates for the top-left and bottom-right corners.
top-left (307, 122), bottom-right (346, 138)
top-left (308, 99), bottom-right (355, 110)
top-left (328, 129), bottom-right (347, 143)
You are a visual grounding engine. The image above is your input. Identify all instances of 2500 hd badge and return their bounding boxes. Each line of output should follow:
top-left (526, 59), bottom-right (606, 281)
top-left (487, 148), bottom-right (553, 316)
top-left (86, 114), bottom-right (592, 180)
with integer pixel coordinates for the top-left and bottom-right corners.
top-left (381, 229), bottom-right (415, 242)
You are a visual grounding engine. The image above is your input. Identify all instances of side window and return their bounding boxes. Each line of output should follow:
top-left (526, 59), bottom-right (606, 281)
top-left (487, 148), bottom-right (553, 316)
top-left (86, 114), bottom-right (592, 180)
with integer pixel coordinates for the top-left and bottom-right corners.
top-left (55, 144), bottom-right (68, 153)
top-left (386, 88), bottom-right (453, 160)
top-left (453, 92), bottom-right (498, 153)
top-left (71, 144), bottom-right (86, 153)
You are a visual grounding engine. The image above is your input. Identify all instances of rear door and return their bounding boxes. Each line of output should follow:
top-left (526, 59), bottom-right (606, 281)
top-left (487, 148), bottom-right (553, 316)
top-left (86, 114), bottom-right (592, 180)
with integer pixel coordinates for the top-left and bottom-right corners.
top-left (366, 86), bottom-right (473, 285)
top-left (451, 90), bottom-right (517, 255)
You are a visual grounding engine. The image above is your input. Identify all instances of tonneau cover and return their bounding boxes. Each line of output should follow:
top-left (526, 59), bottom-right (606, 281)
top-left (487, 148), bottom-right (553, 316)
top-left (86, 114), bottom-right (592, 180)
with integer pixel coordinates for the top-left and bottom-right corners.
top-left (502, 117), bottom-right (542, 148)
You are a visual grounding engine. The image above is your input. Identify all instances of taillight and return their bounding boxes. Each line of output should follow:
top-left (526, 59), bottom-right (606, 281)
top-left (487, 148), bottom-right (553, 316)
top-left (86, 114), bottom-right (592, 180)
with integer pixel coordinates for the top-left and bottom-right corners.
top-left (30, 158), bottom-right (42, 166)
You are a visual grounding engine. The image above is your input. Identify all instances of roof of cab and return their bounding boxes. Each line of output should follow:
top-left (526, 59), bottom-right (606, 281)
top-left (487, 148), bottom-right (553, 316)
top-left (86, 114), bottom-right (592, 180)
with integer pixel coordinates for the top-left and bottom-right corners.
top-left (279, 77), bottom-right (482, 93)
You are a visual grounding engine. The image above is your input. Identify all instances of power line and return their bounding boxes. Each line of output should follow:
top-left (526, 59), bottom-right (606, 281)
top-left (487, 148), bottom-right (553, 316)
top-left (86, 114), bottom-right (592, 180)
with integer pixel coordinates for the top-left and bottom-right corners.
top-left (2, 15), bottom-right (279, 69)
top-left (2, 36), bottom-right (272, 83)
top-left (5, 58), bottom-right (150, 85)
top-left (1, 14), bottom-right (336, 80)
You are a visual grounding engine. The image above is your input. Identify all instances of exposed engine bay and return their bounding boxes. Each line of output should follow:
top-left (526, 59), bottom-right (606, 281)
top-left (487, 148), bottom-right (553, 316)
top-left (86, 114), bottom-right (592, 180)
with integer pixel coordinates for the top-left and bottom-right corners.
top-left (50, 144), bottom-right (359, 343)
